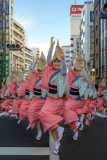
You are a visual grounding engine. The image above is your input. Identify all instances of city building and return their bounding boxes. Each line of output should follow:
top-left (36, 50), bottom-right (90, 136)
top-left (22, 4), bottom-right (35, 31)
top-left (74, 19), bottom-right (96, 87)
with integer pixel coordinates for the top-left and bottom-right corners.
top-left (12, 20), bottom-right (33, 77)
top-left (94, 0), bottom-right (107, 80)
top-left (11, 19), bottom-right (26, 74)
top-left (0, 0), bottom-right (34, 85)
top-left (80, 1), bottom-right (94, 70)
top-left (70, 4), bottom-right (84, 56)
top-left (0, 0), bottom-right (14, 84)
top-left (24, 47), bottom-right (33, 71)
top-left (62, 45), bottom-right (72, 68)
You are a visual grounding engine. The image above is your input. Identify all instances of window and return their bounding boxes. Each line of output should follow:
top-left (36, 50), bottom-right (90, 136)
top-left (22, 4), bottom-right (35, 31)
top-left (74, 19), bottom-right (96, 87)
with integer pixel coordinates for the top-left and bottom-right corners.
top-left (6, 0), bottom-right (9, 15)
top-left (90, 11), bottom-right (94, 22)
top-left (0, 1), bottom-right (2, 16)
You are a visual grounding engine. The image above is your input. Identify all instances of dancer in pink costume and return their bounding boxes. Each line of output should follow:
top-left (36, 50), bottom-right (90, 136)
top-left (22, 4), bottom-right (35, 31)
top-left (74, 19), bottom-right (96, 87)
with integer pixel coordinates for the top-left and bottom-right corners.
top-left (0, 79), bottom-right (6, 99)
top-left (11, 68), bottom-right (27, 119)
top-left (27, 52), bottom-right (47, 140)
top-left (40, 38), bottom-right (66, 154)
top-left (96, 79), bottom-right (106, 112)
top-left (9, 80), bottom-right (17, 98)
top-left (64, 55), bottom-right (97, 140)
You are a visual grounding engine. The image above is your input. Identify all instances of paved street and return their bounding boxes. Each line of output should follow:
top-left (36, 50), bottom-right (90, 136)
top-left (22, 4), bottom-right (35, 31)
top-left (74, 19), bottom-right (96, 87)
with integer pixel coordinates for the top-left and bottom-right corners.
top-left (60, 117), bottom-right (107, 160)
top-left (0, 116), bottom-right (107, 160)
top-left (0, 117), bottom-right (49, 160)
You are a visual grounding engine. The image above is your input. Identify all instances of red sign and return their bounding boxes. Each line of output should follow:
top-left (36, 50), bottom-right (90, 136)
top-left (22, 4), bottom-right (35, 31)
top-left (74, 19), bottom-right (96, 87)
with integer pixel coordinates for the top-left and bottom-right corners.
top-left (70, 5), bottom-right (84, 15)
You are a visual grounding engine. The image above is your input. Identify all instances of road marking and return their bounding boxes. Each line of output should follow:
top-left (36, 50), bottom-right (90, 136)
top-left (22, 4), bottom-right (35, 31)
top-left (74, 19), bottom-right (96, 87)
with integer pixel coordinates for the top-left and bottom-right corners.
top-left (0, 147), bottom-right (49, 155)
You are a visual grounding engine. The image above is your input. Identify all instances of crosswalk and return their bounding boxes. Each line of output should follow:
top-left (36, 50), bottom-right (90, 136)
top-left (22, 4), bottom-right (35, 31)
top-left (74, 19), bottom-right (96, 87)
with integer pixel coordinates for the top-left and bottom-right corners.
top-left (0, 117), bottom-right (50, 160)
top-left (0, 147), bottom-right (49, 155)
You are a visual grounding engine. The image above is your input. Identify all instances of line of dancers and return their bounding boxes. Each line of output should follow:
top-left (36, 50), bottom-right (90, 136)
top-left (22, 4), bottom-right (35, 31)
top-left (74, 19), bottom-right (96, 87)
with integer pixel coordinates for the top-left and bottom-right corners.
top-left (0, 37), bottom-right (107, 155)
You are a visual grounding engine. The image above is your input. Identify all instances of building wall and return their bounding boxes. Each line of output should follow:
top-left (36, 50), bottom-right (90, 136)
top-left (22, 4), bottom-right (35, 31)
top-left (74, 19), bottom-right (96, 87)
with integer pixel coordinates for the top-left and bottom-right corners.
top-left (70, 5), bottom-right (83, 56)
top-left (62, 45), bottom-right (72, 68)
top-left (100, 0), bottom-right (107, 78)
top-left (0, 0), bottom-right (14, 83)
top-left (80, 1), bottom-right (94, 70)
top-left (94, 0), bottom-right (107, 79)
top-left (24, 47), bottom-right (33, 70)
top-left (11, 19), bottom-right (26, 74)
top-left (0, 0), bottom-right (34, 84)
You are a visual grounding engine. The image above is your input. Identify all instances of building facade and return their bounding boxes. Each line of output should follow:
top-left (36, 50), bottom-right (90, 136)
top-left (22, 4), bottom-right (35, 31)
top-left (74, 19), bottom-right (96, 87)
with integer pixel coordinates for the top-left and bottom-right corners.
top-left (62, 45), bottom-right (72, 68)
top-left (0, 0), bottom-right (14, 84)
top-left (0, 0), bottom-right (34, 85)
top-left (12, 20), bottom-right (33, 78)
top-left (11, 19), bottom-right (26, 74)
top-left (70, 5), bottom-right (84, 56)
top-left (80, 1), bottom-right (94, 70)
top-left (94, 0), bottom-right (107, 80)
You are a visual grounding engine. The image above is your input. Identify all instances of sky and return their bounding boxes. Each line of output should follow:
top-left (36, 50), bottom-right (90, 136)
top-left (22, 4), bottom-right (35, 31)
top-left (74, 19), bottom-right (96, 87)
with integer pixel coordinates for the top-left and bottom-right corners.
top-left (14, 0), bottom-right (84, 55)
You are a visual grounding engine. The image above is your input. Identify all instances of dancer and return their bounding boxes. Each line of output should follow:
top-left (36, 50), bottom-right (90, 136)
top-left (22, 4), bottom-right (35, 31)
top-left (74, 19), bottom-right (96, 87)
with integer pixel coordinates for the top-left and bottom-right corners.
top-left (40, 37), bottom-right (66, 154)
top-left (27, 52), bottom-right (47, 140)
top-left (64, 55), bottom-right (96, 140)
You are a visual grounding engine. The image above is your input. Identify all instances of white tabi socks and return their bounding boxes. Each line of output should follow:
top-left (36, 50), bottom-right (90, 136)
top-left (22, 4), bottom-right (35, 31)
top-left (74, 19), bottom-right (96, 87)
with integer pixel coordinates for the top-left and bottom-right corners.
top-left (0, 112), bottom-right (9, 117)
top-left (26, 124), bottom-right (31, 131)
top-left (53, 126), bottom-right (64, 154)
top-left (73, 131), bottom-right (79, 141)
top-left (35, 123), bottom-right (42, 141)
top-left (79, 114), bottom-right (85, 131)
top-left (17, 119), bottom-right (22, 125)
top-left (73, 121), bottom-right (80, 141)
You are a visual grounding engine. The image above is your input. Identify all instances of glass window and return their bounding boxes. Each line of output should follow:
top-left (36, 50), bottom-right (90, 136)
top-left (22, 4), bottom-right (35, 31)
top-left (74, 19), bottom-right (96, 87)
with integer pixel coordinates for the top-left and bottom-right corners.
top-left (0, 1), bottom-right (2, 16)
top-left (0, 20), bottom-right (2, 29)
top-left (6, 0), bottom-right (9, 15)
top-left (90, 11), bottom-right (94, 22)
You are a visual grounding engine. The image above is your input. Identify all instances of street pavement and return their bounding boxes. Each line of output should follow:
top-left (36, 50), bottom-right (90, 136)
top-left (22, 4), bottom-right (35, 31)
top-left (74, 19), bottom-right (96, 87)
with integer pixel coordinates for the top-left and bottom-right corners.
top-left (59, 117), bottom-right (107, 160)
top-left (0, 116), bottom-right (107, 160)
top-left (0, 116), bottom-right (49, 160)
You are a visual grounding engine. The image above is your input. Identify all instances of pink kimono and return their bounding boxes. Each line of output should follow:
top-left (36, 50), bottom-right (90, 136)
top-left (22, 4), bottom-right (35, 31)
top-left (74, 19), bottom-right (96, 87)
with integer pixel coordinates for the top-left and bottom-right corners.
top-left (26, 71), bottom-right (39, 92)
top-left (97, 86), bottom-right (105, 112)
top-left (39, 65), bottom-right (65, 132)
top-left (9, 81), bottom-right (17, 97)
top-left (17, 80), bottom-right (27, 97)
top-left (1, 98), bottom-right (12, 111)
top-left (12, 99), bottom-right (23, 115)
top-left (0, 83), bottom-right (6, 98)
top-left (64, 70), bottom-right (85, 124)
top-left (19, 99), bottom-right (30, 120)
top-left (28, 97), bottom-right (45, 129)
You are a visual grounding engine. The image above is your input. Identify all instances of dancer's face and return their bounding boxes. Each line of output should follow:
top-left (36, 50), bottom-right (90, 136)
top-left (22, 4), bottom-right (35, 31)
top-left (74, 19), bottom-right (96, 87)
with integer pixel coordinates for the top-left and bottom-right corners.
top-left (74, 60), bottom-right (85, 72)
top-left (79, 61), bottom-right (85, 71)
top-left (38, 69), bottom-right (43, 78)
top-left (52, 59), bottom-right (62, 70)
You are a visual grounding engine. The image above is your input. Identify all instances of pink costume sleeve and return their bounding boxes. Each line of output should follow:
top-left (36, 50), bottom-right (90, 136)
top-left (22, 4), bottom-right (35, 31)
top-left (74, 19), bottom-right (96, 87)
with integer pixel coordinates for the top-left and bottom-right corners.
top-left (9, 81), bottom-right (16, 96)
top-left (26, 71), bottom-right (39, 91)
top-left (17, 81), bottom-right (26, 97)
top-left (97, 86), bottom-right (103, 96)
top-left (41, 65), bottom-right (54, 90)
top-left (1, 84), bottom-right (6, 97)
top-left (67, 70), bottom-right (77, 90)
